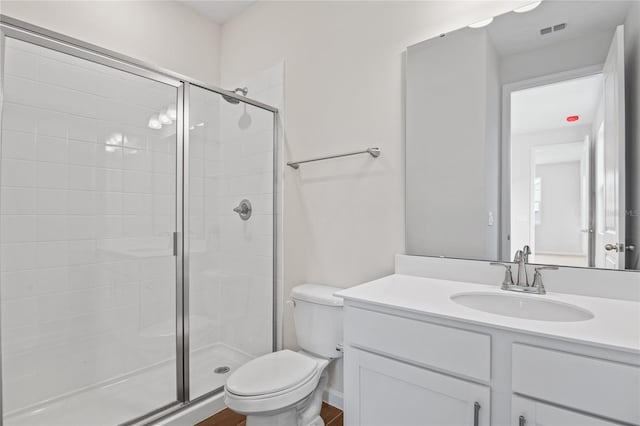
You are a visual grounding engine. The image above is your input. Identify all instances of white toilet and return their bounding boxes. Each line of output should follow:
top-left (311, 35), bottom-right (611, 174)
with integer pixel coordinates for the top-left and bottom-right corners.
top-left (224, 284), bottom-right (343, 426)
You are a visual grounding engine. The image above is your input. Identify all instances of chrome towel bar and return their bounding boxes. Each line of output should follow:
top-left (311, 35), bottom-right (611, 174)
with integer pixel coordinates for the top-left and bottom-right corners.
top-left (287, 147), bottom-right (380, 169)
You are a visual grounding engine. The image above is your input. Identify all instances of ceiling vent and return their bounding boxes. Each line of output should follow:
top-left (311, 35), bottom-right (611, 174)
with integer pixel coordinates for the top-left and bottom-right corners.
top-left (553, 23), bottom-right (567, 32)
top-left (540, 22), bottom-right (567, 36)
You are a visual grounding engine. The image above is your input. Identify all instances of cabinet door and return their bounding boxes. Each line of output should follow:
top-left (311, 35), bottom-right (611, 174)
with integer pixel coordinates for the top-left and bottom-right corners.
top-left (344, 348), bottom-right (490, 426)
top-left (512, 396), bottom-right (624, 426)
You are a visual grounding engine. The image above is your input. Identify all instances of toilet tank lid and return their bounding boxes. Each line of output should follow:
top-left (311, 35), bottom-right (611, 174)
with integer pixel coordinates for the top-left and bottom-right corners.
top-left (291, 284), bottom-right (344, 306)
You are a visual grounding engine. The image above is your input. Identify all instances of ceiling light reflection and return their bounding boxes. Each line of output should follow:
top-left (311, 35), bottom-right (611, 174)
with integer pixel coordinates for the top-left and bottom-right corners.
top-left (159, 113), bottom-right (172, 125)
top-left (468, 17), bottom-right (494, 28)
top-left (514, 1), bottom-right (542, 13)
top-left (148, 116), bottom-right (162, 129)
top-left (167, 106), bottom-right (177, 120)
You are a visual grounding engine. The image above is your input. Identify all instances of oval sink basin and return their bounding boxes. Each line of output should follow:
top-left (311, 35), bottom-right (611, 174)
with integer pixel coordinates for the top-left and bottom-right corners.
top-left (450, 292), bottom-right (594, 322)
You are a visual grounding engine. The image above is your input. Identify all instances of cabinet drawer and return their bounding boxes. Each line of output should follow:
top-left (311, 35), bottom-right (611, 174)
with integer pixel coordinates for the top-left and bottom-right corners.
top-left (345, 307), bottom-right (491, 381)
top-left (512, 344), bottom-right (640, 424)
top-left (512, 395), bottom-right (624, 426)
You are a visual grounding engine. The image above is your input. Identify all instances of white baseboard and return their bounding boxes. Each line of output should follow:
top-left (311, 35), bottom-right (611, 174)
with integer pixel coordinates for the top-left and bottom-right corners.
top-left (323, 387), bottom-right (344, 410)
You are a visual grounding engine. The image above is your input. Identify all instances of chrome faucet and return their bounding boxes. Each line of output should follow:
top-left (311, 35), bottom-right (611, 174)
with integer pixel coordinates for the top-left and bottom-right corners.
top-left (513, 245), bottom-right (531, 286)
top-left (490, 245), bottom-right (556, 295)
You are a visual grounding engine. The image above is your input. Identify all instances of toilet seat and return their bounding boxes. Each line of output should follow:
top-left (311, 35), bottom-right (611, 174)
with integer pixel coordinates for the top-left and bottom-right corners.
top-left (224, 350), bottom-right (329, 415)
top-left (226, 350), bottom-right (318, 397)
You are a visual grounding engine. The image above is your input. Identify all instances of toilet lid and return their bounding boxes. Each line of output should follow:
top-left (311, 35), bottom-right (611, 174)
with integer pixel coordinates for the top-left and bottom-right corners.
top-left (226, 350), bottom-right (319, 397)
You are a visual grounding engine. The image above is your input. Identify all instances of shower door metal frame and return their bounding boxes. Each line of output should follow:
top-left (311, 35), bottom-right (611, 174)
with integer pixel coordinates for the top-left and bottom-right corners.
top-left (0, 20), bottom-right (6, 426)
top-left (0, 14), bottom-right (280, 426)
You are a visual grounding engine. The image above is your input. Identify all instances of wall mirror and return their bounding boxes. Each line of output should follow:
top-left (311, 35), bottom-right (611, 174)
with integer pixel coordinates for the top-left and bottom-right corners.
top-left (405, 0), bottom-right (639, 270)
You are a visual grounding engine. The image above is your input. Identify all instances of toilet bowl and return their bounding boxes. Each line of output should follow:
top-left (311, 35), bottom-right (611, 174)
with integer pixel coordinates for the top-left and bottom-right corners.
top-left (224, 284), bottom-right (343, 426)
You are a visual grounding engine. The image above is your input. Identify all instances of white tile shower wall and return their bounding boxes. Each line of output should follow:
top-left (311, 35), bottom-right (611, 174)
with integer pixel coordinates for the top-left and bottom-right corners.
top-left (218, 64), bottom-right (282, 358)
top-left (188, 64), bottom-right (282, 368)
top-left (189, 87), bottom-right (223, 353)
top-left (0, 39), bottom-right (178, 412)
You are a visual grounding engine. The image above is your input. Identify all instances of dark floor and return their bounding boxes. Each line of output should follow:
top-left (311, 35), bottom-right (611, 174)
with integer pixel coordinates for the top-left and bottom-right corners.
top-left (196, 402), bottom-right (343, 426)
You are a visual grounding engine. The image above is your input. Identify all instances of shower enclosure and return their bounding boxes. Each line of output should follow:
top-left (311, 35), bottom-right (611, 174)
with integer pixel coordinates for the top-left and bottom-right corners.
top-left (0, 17), bottom-right (278, 426)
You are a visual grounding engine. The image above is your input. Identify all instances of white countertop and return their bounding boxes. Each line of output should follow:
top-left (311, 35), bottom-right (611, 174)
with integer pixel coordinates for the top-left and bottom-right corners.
top-left (336, 274), bottom-right (640, 354)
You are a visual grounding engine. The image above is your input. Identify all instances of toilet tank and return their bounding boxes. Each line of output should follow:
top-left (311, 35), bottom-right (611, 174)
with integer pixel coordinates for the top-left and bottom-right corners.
top-left (291, 284), bottom-right (344, 359)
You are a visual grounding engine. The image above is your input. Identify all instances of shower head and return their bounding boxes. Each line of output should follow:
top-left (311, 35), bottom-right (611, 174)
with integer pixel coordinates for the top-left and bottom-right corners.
top-left (222, 87), bottom-right (248, 104)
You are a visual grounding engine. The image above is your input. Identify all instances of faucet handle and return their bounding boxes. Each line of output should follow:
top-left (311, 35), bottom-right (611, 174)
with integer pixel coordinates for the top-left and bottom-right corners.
top-left (513, 249), bottom-right (522, 263)
top-left (531, 266), bottom-right (558, 294)
top-left (490, 262), bottom-right (514, 290)
top-left (534, 266), bottom-right (559, 271)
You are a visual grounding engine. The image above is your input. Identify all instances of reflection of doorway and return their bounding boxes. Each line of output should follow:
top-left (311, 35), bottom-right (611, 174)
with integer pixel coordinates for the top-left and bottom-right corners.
top-left (504, 25), bottom-right (626, 269)
top-left (508, 72), bottom-right (603, 267)
top-left (531, 143), bottom-right (589, 267)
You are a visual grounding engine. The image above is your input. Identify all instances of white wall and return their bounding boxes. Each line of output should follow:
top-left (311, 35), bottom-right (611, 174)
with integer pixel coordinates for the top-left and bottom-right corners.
top-left (0, 1), bottom-right (221, 84)
top-left (624, 1), bottom-right (640, 270)
top-left (485, 31), bottom-right (501, 260)
top-left (406, 27), bottom-right (499, 260)
top-left (535, 161), bottom-right (583, 254)
top-left (219, 0), bottom-right (523, 394)
top-left (500, 29), bottom-right (613, 84)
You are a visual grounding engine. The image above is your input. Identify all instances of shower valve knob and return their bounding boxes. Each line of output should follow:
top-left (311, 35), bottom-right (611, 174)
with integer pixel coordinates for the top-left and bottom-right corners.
top-left (233, 199), bottom-right (252, 221)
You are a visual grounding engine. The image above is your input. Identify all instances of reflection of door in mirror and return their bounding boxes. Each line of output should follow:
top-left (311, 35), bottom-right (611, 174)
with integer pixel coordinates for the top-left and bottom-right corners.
top-left (510, 74), bottom-right (602, 268)
top-left (602, 26), bottom-right (626, 269)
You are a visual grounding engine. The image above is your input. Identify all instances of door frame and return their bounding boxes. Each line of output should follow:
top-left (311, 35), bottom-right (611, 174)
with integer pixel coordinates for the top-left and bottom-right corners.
top-left (0, 14), bottom-right (280, 426)
top-left (500, 64), bottom-right (603, 262)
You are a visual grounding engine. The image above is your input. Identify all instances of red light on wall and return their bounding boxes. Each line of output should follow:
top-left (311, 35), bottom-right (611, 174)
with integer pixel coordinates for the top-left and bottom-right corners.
top-left (566, 115), bottom-right (580, 122)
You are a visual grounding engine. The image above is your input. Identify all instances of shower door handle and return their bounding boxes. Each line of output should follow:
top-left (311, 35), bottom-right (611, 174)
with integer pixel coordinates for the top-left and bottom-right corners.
top-left (172, 231), bottom-right (178, 256)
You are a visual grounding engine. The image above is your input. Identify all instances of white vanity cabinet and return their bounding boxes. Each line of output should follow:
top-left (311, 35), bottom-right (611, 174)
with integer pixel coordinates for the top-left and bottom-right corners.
top-left (344, 307), bottom-right (492, 425)
top-left (347, 348), bottom-right (489, 426)
top-left (342, 301), bottom-right (640, 426)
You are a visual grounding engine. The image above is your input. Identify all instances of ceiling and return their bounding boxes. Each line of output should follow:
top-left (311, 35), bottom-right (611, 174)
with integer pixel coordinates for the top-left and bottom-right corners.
top-left (488, 0), bottom-right (632, 57)
top-left (511, 73), bottom-right (603, 135)
top-left (180, 0), bottom-right (256, 24)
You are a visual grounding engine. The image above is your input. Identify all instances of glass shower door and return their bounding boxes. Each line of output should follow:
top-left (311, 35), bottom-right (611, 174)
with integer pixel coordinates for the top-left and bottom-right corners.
top-left (187, 85), bottom-right (275, 399)
top-left (0, 37), bottom-right (180, 425)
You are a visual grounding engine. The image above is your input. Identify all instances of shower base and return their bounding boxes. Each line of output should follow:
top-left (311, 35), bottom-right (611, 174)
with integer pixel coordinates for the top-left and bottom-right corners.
top-left (4, 344), bottom-right (252, 426)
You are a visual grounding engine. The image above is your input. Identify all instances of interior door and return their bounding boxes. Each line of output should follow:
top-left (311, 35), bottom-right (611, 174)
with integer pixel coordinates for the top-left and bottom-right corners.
top-left (602, 25), bottom-right (626, 269)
